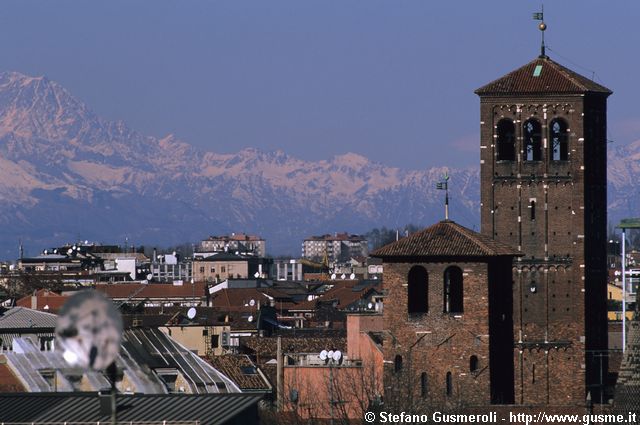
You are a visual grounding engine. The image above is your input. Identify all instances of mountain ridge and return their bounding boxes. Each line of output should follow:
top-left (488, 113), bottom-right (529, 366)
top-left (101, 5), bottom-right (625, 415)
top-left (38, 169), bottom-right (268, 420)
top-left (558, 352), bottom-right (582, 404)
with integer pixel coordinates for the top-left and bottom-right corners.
top-left (0, 71), bottom-right (636, 257)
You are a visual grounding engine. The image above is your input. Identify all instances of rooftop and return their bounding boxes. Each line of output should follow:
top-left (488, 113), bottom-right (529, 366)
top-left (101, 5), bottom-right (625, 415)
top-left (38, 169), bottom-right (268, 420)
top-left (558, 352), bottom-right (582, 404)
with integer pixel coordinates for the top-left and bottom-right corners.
top-left (475, 56), bottom-right (612, 96)
top-left (0, 392), bottom-right (263, 425)
top-left (94, 282), bottom-right (206, 299)
top-left (372, 220), bottom-right (520, 259)
top-left (0, 307), bottom-right (58, 330)
top-left (206, 355), bottom-right (271, 391)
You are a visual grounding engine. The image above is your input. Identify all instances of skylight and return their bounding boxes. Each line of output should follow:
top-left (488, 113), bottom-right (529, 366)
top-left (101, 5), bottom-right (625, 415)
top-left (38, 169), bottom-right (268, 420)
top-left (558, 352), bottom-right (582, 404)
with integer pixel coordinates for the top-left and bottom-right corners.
top-left (533, 65), bottom-right (543, 77)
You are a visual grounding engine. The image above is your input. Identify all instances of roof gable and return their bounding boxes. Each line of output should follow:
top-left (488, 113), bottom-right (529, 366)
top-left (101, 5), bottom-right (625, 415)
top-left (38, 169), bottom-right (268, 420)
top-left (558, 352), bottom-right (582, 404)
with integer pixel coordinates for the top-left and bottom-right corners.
top-left (371, 221), bottom-right (520, 258)
top-left (475, 56), bottom-right (611, 96)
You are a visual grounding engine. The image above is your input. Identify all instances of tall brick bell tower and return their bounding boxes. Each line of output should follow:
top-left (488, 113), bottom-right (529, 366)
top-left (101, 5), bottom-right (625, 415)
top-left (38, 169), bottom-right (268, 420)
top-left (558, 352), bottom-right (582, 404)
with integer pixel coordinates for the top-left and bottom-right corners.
top-left (475, 45), bottom-right (611, 405)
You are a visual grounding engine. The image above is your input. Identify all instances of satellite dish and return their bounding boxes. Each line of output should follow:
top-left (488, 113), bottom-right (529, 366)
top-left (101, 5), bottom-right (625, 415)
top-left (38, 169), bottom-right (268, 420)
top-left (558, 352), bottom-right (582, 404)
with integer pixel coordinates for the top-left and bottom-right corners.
top-left (146, 274), bottom-right (153, 281)
top-left (328, 350), bottom-right (334, 360)
top-left (187, 307), bottom-right (197, 320)
top-left (331, 274), bottom-right (336, 280)
top-left (333, 350), bottom-right (342, 362)
top-left (254, 272), bottom-right (260, 278)
top-left (340, 274), bottom-right (346, 280)
top-left (67, 249), bottom-right (73, 255)
top-left (55, 290), bottom-right (123, 371)
top-left (248, 315), bottom-right (254, 322)
top-left (349, 273), bottom-right (355, 280)
top-left (373, 276), bottom-right (378, 280)
top-left (368, 302), bottom-right (373, 309)
top-left (319, 350), bottom-right (328, 361)
top-left (43, 304), bottom-right (50, 310)
top-left (44, 249), bottom-right (48, 255)
top-left (249, 299), bottom-right (256, 307)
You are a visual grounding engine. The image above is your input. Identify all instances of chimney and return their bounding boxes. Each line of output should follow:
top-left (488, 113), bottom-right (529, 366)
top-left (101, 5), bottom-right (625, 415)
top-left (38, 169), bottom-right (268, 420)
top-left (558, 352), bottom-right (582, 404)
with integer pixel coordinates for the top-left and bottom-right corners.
top-left (31, 295), bottom-right (37, 309)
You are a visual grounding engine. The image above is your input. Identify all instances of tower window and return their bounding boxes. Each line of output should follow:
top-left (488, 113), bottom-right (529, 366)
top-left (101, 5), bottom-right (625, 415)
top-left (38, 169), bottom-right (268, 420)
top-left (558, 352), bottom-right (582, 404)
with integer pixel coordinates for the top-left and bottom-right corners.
top-left (496, 119), bottom-right (516, 161)
top-left (523, 119), bottom-right (542, 161)
top-left (550, 118), bottom-right (568, 161)
top-left (470, 355), bottom-right (479, 372)
top-left (394, 355), bottom-right (403, 373)
top-left (421, 372), bottom-right (428, 398)
top-left (408, 266), bottom-right (428, 314)
top-left (530, 200), bottom-right (536, 221)
top-left (444, 266), bottom-right (463, 314)
top-left (446, 371), bottom-right (453, 396)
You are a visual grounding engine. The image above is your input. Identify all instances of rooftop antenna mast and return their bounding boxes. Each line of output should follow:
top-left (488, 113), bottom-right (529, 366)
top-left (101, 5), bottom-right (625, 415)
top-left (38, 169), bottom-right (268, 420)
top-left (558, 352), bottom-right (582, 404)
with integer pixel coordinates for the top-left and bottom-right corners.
top-left (533, 5), bottom-right (547, 58)
top-left (436, 173), bottom-right (450, 221)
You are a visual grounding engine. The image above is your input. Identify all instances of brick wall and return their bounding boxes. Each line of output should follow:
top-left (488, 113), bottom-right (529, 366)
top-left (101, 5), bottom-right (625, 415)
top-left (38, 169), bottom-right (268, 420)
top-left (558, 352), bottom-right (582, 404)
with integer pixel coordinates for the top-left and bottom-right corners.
top-left (479, 95), bottom-right (608, 405)
top-left (382, 260), bottom-right (497, 408)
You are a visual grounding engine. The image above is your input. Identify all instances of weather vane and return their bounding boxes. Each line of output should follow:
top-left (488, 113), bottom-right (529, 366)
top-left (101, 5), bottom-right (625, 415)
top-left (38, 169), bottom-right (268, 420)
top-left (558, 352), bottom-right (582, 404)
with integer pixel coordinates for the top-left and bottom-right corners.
top-left (436, 173), bottom-right (450, 221)
top-left (533, 5), bottom-right (547, 58)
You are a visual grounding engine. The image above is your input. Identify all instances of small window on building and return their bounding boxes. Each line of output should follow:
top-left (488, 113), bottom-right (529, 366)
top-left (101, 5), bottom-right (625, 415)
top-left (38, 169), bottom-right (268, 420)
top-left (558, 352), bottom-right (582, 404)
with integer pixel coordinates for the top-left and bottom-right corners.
top-left (240, 366), bottom-right (257, 375)
top-left (532, 364), bottom-right (536, 384)
top-left (446, 371), bottom-right (452, 396)
top-left (523, 119), bottom-right (542, 161)
top-left (211, 334), bottom-right (219, 348)
top-left (530, 200), bottom-right (536, 221)
top-left (157, 369), bottom-right (179, 393)
top-left (39, 369), bottom-right (56, 389)
top-left (408, 266), bottom-right (428, 314)
top-left (444, 266), bottom-right (463, 314)
top-left (497, 119), bottom-right (516, 161)
top-left (394, 355), bottom-right (403, 373)
top-left (470, 355), bottom-right (479, 372)
top-left (421, 372), bottom-right (428, 398)
top-left (550, 118), bottom-right (568, 161)
top-left (221, 266), bottom-right (226, 273)
top-left (199, 266), bottom-right (205, 273)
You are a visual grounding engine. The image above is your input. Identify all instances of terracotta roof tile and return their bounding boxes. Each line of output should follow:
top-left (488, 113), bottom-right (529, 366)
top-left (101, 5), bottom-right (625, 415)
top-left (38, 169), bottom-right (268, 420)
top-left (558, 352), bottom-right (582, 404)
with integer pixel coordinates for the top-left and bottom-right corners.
top-left (211, 288), bottom-right (297, 312)
top-left (475, 56), bottom-right (611, 96)
top-left (16, 290), bottom-right (68, 313)
top-left (372, 221), bottom-right (520, 258)
top-left (94, 282), bottom-right (206, 299)
top-left (241, 336), bottom-right (346, 358)
top-left (292, 281), bottom-right (381, 311)
top-left (206, 355), bottom-right (271, 391)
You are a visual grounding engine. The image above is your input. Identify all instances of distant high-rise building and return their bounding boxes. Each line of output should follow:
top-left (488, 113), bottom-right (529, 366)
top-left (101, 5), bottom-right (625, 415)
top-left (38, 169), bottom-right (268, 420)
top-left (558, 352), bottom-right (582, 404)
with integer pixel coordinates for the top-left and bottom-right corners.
top-left (199, 233), bottom-right (266, 257)
top-left (301, 233), bottom-right (368, 263)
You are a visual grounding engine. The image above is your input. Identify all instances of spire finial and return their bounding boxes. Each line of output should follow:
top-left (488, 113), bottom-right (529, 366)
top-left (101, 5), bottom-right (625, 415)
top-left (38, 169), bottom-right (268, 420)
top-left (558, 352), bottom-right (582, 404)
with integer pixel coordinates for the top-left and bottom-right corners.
top-left (533, 5), bottom-right (547, 58)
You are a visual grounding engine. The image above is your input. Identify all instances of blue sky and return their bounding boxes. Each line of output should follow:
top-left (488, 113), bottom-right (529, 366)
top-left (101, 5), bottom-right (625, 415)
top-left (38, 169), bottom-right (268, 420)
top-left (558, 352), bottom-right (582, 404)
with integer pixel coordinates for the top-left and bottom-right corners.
top-left (1, 1), bottom-right (638, 169)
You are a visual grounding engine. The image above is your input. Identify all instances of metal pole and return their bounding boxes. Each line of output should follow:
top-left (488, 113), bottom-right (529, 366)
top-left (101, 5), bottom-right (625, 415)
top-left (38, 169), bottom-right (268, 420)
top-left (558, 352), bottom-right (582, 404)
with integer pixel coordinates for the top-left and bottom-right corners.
top-left (276, 336), bottom-right (283, 411)
top-left (445, 185), bottom-right (449, 221)
top-left (107, 362), bottom-right (117, 425)
top-left (622, 229), bottom-right (626, 352)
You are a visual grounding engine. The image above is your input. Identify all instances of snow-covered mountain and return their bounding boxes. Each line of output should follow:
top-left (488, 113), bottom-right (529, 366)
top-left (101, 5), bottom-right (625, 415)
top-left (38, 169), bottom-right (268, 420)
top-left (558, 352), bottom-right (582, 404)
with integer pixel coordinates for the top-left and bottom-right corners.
top-left (0, 71), bottom-right (635, 257)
